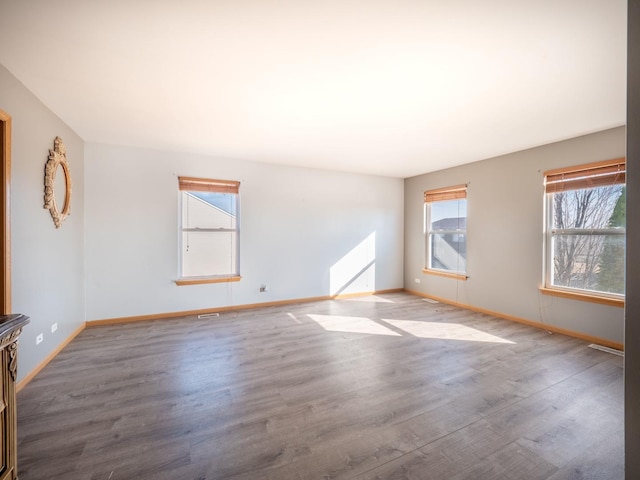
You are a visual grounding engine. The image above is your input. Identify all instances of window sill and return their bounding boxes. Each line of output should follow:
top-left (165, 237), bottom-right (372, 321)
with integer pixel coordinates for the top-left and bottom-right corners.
top-left (422, 269), bottom-right (468, 281)
top-left (539, 287), bottom-right (624, 307)
top-left (175, 276), bottom-right (241, 286)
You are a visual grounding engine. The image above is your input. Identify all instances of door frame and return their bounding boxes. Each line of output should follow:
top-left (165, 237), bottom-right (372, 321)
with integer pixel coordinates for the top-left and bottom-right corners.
top-left (0, 109), bottom-right (11, 315)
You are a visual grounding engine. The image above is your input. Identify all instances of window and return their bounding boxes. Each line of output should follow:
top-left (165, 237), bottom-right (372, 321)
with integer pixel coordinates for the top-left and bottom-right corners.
top-left (424, 184), bottom-right (467, 278)
top-left (543, 158), bottom-right (625, 300)
top-left (177, 177), bottom-right (240, 285)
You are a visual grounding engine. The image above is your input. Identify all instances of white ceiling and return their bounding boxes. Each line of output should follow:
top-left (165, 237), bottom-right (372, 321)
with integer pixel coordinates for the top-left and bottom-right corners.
top-left (0, 1), bottom-right (626, 178)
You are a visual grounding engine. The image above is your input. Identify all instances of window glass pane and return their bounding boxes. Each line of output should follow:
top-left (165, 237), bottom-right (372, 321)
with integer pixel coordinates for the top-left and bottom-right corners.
top-left (551, 185), bottom-right (624, 230)
top-left (430, 233), bottom-right (466, 273)
top-left (180, 182), bottom-right (239, 279)
top-left (597, 235), bottom-right (626, 294)
top-left (551, 234), bottom-right (625, 295)
top-left (430, 199), bottom-right (467, 230)
top-left (426, 198), bottom-right (467, 274)
top-left (183, 192), bottom-right (237, 229)
top-left (182, 232), bottom-right (237, 277)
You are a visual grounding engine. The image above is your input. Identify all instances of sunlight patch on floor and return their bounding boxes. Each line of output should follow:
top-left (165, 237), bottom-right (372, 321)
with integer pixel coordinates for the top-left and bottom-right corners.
top-left (307, 314), bottom-right (401, 336)
top-left (381, 318), bottom-right (515, 344)
top-left (343, 295), bottom-right (395, 303)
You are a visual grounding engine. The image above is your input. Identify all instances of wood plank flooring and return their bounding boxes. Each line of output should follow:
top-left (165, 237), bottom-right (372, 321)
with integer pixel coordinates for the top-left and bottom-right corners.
top-left (16, 292), bottom-right (624, 479)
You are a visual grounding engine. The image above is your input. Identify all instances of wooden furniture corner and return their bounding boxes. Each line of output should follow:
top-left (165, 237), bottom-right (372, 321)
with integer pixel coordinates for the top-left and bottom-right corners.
top-left (0, 314), bottom-right (29, 480)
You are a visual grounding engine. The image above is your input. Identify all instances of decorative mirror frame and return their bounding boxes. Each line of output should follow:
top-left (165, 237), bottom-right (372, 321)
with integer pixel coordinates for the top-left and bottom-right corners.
top-left (44, 136), bottom-right (72, 228)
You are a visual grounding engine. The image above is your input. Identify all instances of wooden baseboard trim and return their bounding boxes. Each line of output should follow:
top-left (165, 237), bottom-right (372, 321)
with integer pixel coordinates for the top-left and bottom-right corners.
top-left (17, 322), bottom-right (86, 392)
top-left (404, 289), bottom-right (624, 351)
top-left (86, 289), bottom-right (405, 327)
top-left (333, 288), bottom-right (403, 300)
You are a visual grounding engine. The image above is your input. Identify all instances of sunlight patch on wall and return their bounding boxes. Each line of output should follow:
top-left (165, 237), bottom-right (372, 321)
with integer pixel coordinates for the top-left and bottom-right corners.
top-left (308, 314), bottom-right (400, 336)
top-left (330, 232), bottom-right (376, 296)
top-left (381, 319), bottom-right (515, 344)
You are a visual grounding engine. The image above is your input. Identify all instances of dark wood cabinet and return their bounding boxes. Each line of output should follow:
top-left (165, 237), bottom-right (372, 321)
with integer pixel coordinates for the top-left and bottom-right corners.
top-left (0, 315), bottom-right (28, 480)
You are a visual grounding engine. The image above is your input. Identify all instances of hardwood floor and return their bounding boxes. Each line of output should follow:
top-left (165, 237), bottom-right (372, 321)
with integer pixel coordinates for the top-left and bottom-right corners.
top-left (16, 292), bottom-right (623, 479)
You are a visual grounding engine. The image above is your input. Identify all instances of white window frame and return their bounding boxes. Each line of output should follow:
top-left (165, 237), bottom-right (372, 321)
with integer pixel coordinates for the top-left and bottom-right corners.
top-left (423, 184), bottom-right (468, 280)
top-left (542, 159), bottom-right (625, 305)
top-left (176, 176), bottom-right (241, 286)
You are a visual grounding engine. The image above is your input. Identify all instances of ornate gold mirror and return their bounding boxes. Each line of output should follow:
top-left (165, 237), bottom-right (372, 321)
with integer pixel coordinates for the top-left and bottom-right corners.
top-left (44, 136), bottom-right (72, 228)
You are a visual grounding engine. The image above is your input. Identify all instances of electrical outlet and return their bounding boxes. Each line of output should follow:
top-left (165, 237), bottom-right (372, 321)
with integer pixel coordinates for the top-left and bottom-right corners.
top-left (414, 278), bottom-right (421, 283)
top-left (36, 333), bottom-right (43, 345)
top-left (51, 322), bottom-right (58, 333)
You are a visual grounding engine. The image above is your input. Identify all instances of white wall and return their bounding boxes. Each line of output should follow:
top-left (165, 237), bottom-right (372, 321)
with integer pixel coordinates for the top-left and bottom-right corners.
top-left (405, 127), bottom-right (625, 344)
top-left (0, 64), bottom-right (85, 381)
top-left (84, 143), bottom-right (404, 320)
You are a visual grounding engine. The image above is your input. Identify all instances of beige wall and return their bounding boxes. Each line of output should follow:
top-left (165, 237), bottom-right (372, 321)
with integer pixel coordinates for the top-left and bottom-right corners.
top-left (404, 126), bottom-right (625, 344)
top-left (0, 64), bottom-right (85, 382)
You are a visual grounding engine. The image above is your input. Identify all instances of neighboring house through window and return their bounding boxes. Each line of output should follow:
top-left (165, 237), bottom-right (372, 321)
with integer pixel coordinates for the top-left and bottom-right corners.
top-left (543, 158), bottom-right (625, 301)
top-left (424, 184), bottom-right (468, 278)
top-left (177, 177), bottom-right (240, 285)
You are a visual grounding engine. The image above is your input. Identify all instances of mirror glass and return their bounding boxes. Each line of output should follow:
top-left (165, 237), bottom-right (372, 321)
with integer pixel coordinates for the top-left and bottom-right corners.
top-left (54, 164), bottom-right (67, 210)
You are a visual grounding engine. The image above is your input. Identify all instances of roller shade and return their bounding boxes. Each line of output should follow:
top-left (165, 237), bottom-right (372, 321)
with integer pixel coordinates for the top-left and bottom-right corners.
top-left (424, 184), bottom-right (467, 203)
top-left (545, 159), bottom-right (625, 193)
top-left (178, 176), bottom-right (240, 194)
